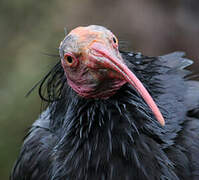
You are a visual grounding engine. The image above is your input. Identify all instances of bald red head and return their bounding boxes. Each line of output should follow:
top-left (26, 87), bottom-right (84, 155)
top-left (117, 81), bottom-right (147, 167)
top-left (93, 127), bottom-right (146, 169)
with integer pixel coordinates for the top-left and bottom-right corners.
top-left (59, 25), bottom-right (165, 126)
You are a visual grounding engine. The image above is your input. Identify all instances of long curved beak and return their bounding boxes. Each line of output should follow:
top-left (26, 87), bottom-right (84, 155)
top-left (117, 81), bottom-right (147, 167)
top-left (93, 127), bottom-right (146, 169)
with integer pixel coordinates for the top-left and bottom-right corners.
top-left (90, 42), bottom-right (165, 126)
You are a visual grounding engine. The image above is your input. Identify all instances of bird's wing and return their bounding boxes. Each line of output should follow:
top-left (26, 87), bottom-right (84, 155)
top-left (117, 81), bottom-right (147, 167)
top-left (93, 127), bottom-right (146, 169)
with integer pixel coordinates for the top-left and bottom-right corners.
top-left (157, 52), bottom-right (199, 179)
top-left (146, 52), bottom-right (199, 146)
top-left (123, 51), bottom-right (199, 135)
top-left (158, 52), bottom-right (199, 110)
top-left (120, 51), bottom-right (199, 178)
top-left (10, 109), bottom-right (57, 180)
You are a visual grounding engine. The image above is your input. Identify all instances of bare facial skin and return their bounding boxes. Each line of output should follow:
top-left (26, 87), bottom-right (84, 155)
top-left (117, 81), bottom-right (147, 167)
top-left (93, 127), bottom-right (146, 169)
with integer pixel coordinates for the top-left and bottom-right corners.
top-left (59, 25), bottom-right (165, 126)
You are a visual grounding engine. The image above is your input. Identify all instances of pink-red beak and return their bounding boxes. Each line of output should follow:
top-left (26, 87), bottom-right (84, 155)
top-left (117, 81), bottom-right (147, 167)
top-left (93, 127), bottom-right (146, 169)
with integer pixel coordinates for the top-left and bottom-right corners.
top-left (90, 42), bottom-right (165, 126)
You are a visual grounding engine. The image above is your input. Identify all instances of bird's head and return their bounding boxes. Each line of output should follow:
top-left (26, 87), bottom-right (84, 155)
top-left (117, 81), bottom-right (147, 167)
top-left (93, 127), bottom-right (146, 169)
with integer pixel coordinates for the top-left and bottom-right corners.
top-left (59, 25), bottom-right (165, 126)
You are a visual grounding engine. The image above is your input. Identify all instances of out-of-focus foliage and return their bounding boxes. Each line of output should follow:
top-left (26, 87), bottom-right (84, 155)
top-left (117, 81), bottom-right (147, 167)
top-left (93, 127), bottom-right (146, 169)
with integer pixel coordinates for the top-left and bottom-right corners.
top-left (0, 0), bottom-right (199, 179)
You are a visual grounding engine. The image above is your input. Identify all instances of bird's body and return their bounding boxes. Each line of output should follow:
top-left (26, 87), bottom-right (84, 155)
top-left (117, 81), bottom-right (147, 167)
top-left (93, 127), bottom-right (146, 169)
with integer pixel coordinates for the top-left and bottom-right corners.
top-left (11, 26), bottom-right (199, 180)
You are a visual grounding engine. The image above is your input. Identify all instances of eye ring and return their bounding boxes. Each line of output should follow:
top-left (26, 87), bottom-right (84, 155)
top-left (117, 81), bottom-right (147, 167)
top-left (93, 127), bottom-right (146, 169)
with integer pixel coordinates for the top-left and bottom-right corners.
top-left (63, 52), bottom-right (79, 67)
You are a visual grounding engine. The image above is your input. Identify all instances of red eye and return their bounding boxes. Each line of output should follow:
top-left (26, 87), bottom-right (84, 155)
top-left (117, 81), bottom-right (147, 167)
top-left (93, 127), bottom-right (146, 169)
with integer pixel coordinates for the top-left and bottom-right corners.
top-left (63, 53), bottom-right (79, 67)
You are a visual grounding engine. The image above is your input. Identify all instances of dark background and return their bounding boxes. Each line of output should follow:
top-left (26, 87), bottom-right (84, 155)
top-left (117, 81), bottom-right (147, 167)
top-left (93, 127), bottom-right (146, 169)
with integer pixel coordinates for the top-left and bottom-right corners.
top-left (0, 0), bottom-right (199, 179)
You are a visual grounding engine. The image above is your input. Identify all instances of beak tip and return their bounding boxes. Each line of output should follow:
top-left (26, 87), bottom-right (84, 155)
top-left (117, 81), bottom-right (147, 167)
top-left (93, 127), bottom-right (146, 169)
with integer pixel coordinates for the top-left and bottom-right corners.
top-left (159, 116), bottom-right (165, 126)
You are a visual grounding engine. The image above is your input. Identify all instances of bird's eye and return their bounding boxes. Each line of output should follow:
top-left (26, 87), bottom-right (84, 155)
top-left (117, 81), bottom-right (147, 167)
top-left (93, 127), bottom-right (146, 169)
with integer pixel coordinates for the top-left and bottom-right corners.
top-left (113, 37), bottom-right (117, 44)
top-left (63, 53), bottom-right (78, 67)
top-left (112, 36), bottom-right (118, 49)
top-left (66, 56), bottom-right (73, 64)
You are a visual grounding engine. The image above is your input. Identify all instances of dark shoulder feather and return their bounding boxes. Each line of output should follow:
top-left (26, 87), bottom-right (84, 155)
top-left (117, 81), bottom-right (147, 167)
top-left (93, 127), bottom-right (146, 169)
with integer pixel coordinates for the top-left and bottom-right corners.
top-left (122, 51), bottom-right (199, 146)
top-left (10, 109), bottom-right (57, 180)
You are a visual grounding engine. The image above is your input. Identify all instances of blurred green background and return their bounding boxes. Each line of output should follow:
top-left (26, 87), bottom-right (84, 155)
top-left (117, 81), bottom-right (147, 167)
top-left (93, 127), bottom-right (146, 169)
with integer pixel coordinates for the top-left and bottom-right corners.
top-left (0, 0), bottom-right (199, 179)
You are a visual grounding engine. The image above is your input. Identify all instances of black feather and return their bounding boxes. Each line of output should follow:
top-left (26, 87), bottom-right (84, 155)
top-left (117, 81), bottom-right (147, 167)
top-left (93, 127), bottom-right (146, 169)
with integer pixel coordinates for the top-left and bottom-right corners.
top-left (11, 51), bottom-right (199, 180)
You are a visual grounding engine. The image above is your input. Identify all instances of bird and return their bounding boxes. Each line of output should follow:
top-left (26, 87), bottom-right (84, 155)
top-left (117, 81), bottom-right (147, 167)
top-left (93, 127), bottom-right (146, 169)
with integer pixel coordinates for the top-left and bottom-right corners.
top-left (10, 25), bottom-right (199, 180)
